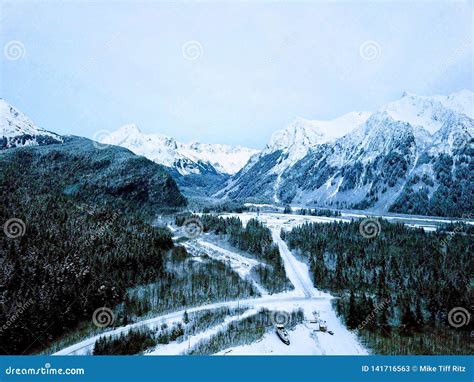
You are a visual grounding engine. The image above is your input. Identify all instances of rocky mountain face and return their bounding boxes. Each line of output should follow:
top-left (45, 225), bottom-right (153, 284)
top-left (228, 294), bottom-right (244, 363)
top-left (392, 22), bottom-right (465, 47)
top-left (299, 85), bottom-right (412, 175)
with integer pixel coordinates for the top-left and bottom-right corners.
top-left (214, 111), bottom-right (371, 202)
top-left (217, 90), bottom-right (473, 217)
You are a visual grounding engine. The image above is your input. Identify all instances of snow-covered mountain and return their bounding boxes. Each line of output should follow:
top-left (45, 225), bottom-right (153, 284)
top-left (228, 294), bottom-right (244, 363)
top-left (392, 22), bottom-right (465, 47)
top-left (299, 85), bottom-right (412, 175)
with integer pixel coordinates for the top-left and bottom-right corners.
top-left (217, 90), bottom-right (473, 217)
top-left (101, 124), bottom-right (259, 176)
top-left (0, 99), bottom-right (63, 149)
top-left (215, 111), bottom-right (371, 202)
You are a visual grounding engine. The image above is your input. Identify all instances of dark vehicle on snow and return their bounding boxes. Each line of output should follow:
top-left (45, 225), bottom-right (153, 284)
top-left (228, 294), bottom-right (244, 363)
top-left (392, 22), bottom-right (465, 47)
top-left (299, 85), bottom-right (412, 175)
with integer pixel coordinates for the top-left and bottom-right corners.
top-left (276, 325), bottom-right (290, 345)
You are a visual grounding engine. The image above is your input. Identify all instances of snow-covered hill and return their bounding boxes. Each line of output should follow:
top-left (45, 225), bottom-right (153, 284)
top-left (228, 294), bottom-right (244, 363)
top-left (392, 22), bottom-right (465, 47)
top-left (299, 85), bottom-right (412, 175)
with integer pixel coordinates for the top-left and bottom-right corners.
top-left (101, 124), bottom-right (259, 176)
top-left (217, 90), bottom-right (473, 217)
top-left (0, 99), bottom-right (63, 149)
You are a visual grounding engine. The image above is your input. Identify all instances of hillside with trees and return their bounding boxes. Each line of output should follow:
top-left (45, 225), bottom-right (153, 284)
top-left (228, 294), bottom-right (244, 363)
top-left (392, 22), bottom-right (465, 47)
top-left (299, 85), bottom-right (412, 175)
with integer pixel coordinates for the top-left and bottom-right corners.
top-left (0, 138), bottom-right (187, 354)
top-left (282, 220), bottom-right (472, 354)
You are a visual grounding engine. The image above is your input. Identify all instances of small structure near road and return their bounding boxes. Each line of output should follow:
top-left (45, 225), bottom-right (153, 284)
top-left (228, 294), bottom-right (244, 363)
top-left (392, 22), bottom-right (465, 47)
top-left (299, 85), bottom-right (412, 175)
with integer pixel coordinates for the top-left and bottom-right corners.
top-left (319, 321), bottom-right (327, 332)
top-left (309, 311), bottom-right (329, 333)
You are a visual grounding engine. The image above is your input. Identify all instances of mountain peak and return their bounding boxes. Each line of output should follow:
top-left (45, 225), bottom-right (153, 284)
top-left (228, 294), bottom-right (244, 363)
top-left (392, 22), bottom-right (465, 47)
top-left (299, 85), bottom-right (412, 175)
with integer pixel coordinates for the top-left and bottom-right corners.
top-left (1, 99), bottom-right (62, 149)
top-left (265, 111), bottom-right (371, 155)
top-left (117, 123), bottom-right (142, 134)
top-left (401, 91), bottom-right (415, 98)
top-left (267, 118), bottom-right (324, 153)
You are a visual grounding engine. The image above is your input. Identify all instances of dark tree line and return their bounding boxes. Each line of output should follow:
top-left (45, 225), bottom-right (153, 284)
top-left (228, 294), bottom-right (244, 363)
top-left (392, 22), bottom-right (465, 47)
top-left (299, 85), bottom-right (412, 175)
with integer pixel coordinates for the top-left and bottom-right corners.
top-left (282, 220), bottom-right (472, 354)
top-left (297, 208), bottom-right (342, 217)
top-left (93, 328), bottom-right (158, 355)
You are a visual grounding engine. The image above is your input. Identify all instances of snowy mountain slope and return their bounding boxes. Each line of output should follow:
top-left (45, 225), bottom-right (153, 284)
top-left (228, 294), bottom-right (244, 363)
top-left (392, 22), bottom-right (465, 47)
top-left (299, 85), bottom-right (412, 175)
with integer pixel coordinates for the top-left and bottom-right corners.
top-left (0, 99), bottom-right (63, 149)
top-left (215, 112), bottom-right (370, 201)
top-left (218, 90), bottom-right (473, 217)
top-left (279, 111), bottom-right (424, 208)
top-left (101, 124), bottom-right (259, 176)
top-left (380, 90), bottom-right (473, 134)
top-left (433, 89), bottom-right (474, 119)
top-left (264, 112), bottom-right (371, 165)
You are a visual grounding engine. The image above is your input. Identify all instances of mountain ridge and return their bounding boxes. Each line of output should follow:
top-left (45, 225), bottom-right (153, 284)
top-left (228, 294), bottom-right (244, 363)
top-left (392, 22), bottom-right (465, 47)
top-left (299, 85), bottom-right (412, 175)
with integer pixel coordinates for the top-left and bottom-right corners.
top-left (217, 90), bottom-right (473, 217)
top-left (2, 90), bottom-right (471, 216)
top-left (101, 124), bottom-right (259, 176)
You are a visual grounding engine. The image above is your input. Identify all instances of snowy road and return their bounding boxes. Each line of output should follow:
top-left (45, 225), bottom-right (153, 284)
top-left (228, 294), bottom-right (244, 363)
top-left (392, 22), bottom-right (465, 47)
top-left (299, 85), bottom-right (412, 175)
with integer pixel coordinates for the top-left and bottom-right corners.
top-left (54, 294), bottom-right (325, 355)
top-left (54, 213), bottom-right (367, 356)
top-left (271, 229), bottom-right (315, 298)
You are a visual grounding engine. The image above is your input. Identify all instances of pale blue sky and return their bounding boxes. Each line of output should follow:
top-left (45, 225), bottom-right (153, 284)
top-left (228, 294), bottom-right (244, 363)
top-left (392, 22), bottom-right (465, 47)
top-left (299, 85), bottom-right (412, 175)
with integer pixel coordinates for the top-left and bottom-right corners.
top-left (1, 0), bottom-right (472, 149)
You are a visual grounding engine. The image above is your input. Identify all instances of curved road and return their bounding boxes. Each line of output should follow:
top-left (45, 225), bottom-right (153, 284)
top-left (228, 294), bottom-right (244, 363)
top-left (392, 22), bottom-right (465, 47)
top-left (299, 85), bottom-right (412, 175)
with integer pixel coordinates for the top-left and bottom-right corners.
top-left (54, 295), bottom-right (325, 355)
top-left (55, 215), bottom-right (354, 355)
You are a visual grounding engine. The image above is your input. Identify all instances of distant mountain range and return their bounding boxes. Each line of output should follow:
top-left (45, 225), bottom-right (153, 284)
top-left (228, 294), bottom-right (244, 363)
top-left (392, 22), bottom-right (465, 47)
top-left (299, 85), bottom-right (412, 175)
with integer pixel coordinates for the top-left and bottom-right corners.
top-left (217, 90), bottom-right (473, 217)
top-left (99, 124), bottom-right (259, 196)
top-left (1, 90), bottom-right (472, 217)
top-left (101, 124), bottom-right (259, 176)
